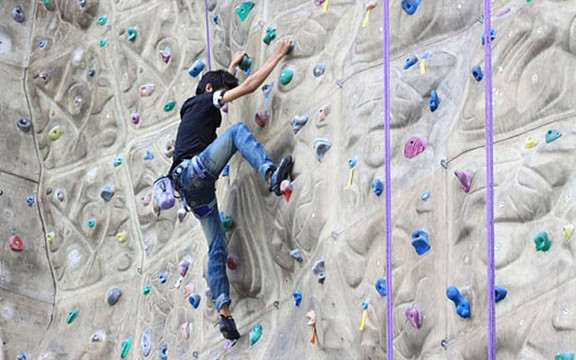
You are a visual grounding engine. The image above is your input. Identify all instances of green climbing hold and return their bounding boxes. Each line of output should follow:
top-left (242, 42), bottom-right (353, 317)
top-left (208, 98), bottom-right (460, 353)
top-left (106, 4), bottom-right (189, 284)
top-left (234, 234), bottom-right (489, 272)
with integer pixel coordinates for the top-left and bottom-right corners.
top-left (555, 352), bottom-right (575, 360)
top-left (263, 26), bottom-right (276, 45)
top-left (127, 27), bottom-right (137, 42)
top-left (280, 69), bottom-right (293, 85)
top-left (66, 309), bottom-right (80, 324)
top-left (143, 285), bottom-right (151, 295)
top-left (98, 16), bottom-right (107, 26)
top-left (163, 100), bottom-right (176, 112)
top-left (88, 218), bottom-right (96, 228)
top-left (235, 2), bottom-right (254, 21)
top-left (545, 129), bottom-right (562, 144)
top-left (99, 39), bottom-right (107, 48)
top-left (534, 231), bottom-right (552, 252)
top-left (221, 214), bottom-right (234, 233)
top-left (121, 338), bottom-right (132, 358)
top-left (249, 324), bottom-right (263, 346)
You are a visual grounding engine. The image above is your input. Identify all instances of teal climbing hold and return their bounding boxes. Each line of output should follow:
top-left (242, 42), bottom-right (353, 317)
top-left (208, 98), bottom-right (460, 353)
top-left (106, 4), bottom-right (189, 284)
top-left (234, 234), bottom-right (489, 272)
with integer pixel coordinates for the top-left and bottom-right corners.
top-left (143, 285), bottom-right (151, 295)
top-left (556, 352), bottom-right (575, 360)
top-left (88, 218), bottom-right (96, 228)
top-left (263, 26), bottom-right (276, 45)
top-left (249, 324), bottom-right (263, 346)
top-left (163, 100), bottom-right (176, 112)
top-left (239, 55), bottom-right (252, 72)
top-left (44, 0), bottom-right (50, 4)
top-left (127, 27), bottom-right (137, 42)
top-left (99, 39), bottom-right (107, 48)
top-left (98, 16), bottom-right (107, 26)
top-left (66, 309), bottom-right (80, 324)
top-left (220, 212), bottom-right (234, 232)
top-left (236, 2), bottom-right (254, 21)
top-left (534, 231), bottom-right (551, 252)
top-left (280, 69), bottom-right (293, 85)
top-left (113, 154), bottom-right (123, 167)
top-left (545, 130), bottom-right (562, 144)
top-left (121, 338), bottom-right (132, 358)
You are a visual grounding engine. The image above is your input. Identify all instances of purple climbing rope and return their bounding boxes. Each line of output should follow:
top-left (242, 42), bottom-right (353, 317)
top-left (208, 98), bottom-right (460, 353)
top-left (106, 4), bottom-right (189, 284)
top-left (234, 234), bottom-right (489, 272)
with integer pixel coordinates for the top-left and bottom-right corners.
top-left (203, 0), bottom-right (212, 71)
top-left (483, 0), bottom-right (496, 359)
top-left (382, 1), bottom-right (393, 359)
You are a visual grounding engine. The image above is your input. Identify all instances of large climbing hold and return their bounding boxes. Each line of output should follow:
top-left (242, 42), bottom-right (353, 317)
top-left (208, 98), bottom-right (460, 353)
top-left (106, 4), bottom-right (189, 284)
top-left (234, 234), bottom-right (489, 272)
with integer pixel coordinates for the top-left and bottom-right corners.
top-left (293, 290), bottom-right (303, 307)
top-left (291, 115), bottom-right (308, 134)
top-left (411, 230), bottom-right (430, 255)
top-left (188, 293), bottom-right (201, 309)
top-left (404, 136), bottom-right (428, 158)
top-left (446, 286), bottom-right (470, 318)
top-left (121, 338), bottom-right (132, 359)
top-left (141, 327), bottom-right (153, 357)
top-left (239, 54), bottom-right (253, 72)
top-left (375, 278), bottom-right (386, 296)
top-left (403, 55), bottom-right (418, 70)
top-left (534, 231), bottom-right (552, 252)
top-left (236, 2), bottom-right (254, 21)
top-left (106, 287), bottom-right (123, 306)
top-left (255, 110), bottom-right (269, 127)
top-left (405, 307), bottom-right (422, 329)
top-left (472, 65), bottom-right (484, 82)
top-left (428, 90), bottom-right (440, 112)
top-left (9, 235), bottom-right (24, 252)
top-left (249, 324), bottom-right (263, 346)
top-left (313, 138), bottom-right (332, 162)
top-left (494, 286), bottom-right (507, 303)
top-left (312, 259), bottom-right (325, 283)
top-left (11, 5), bottom-right (25, 23)
top-left (188, 59), bottom-right (205, 77)
top-left (546, 130), bottom-right (562, 144)
top-left (280, 68), bottom-right (294, 85)
top-left (280, 180), bottom-right (292, 203)
top-left (263, 26), bottom-right (276, 45)
top-left (454, 170), bottom-right (473, 193)
top-left (555, 353), bottom-right (575, 360)
top-left (371, 178), bottom-right (383, 196)
top-left (401, 0), bottom-right (421, 15)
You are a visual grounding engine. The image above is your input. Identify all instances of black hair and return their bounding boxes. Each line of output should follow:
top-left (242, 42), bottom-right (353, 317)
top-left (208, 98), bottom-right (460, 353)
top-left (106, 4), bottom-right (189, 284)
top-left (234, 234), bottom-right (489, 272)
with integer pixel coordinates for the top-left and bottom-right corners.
top-left (195, 70), bottom-right (239, 95)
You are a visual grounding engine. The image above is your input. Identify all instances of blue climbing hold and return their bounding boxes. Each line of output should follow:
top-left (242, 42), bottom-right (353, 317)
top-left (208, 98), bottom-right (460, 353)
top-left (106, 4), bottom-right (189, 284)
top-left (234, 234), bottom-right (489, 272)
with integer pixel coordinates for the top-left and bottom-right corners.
top-left (188, 59), bottom-right (205, 77)
top-left (159, 344), bottom-right (168, 360)
top-left (188, 293), bottom-right (201, 308)
top-left (421, 192), bottom-right (430, 201)
top-left (401, 0), bottom-right (421, 15)
top-left (482, 28), bottom-right (497, 45)
top-left (494, 286), bottom-right (507, 303)
top-left (159, 272), bottom-right (167, 283)
top-left (222, 164), bottom-right (230, 177)
top-left (214, 15), bottom-right (219, 24)
top-left (556, 352), bottom-right (575, 360)
top-left (472, 65), bottom-right (484, 82)
top-left (361, 300), bottom-right (369, 310)
top-left (144, 150), bottom-right (154, 160)
top-left (403, 55), bottom-right (418, 70)
top-left (422, 52), bottom-right (431, 59)
top-left (348, 158), bottom-right (357, 168)
top-left (293, 290), bottom-right (303, 307)
top-left (39, 41), bottom-right (46, 49)
top-left (372, 178), bottom-right (383, 196)
top-left (375, 278), bottom-right (386, 296)
top-left (17, 352), bottom-right (26, 360)
top-left (411, 230), bottom-right (430, 255)
top-left (429, 90), bottom-right (440, 112)
top-left (446, 286), bottom-right (470, 318)
top-left (26, 196), bottom-right (35, 206)
top-left (546, 130), bottom-right (562, 144)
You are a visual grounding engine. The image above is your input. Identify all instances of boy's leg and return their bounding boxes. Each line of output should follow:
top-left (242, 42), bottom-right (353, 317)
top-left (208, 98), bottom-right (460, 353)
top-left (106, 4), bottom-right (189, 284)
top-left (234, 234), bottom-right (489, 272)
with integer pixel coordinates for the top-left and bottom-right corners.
top-left (198, 122), bottom-right (275, 182)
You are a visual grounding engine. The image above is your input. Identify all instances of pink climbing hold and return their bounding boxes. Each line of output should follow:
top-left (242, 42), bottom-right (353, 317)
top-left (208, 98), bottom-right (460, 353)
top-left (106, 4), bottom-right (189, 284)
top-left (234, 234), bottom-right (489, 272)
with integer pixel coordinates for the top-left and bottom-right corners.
top-left (280, 180), bottom-right (292, 203)
top-left (164, 140), bottom-right (175, 158)
top-left (183, 283), bottom-right (194, 298)
top-left (495, 7), bottom-right (511, 17)
top-left (177, 208), bottom-right (187, 223)
top-left (139, 83), bottom-right (156, 97)
top-left (255, 111), bottom-right (269, 127)
top-left (9, 235), bottom-right (23, 252)
top-left (227, 255), bottom-right (238, 270)
top-left (130, 111), bottom-right (140, 125)
top-left (404, 136), bottom-right (428, 158)
top-left (222, 103), bottom-right (229, 113)
top-left (179, 259), bottom-right (190, 277)
top-left (159, 48), bottom-right (171, 63)
top-left (318, 105), bottom-right (330, 121)
top-left (141, 193), bottom-right (152, 207)
top-left (405, 307), bottom-right (422, 329)
top-left (366, 1), bottom-right (377, 10)
top-left (306, 310), bottom-right (316, 326)
top-left (181, 322), bottom-right (191, 340)
top-left (454, 169), bottom-right (474, 193)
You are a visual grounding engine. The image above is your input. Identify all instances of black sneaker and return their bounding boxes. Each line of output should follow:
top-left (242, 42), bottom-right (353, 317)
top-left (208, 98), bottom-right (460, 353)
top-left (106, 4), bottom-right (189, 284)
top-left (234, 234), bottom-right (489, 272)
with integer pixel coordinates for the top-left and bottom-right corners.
top-left (219, 315), bottom-right (241, 340)
top-left (270, 155), bottom-right (293, 196)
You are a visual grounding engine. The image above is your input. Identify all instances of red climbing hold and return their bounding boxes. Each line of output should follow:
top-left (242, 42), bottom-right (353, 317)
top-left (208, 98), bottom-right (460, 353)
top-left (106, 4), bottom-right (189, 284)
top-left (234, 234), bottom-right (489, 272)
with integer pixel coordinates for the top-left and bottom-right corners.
top-left (226, 255), bottom-right (238, 270)
top-left (280, 180), bottom-right (292, 203)
top-left (9, 235), bottom-right (23, 251)
top-left (255, 111), bottom-right (269, 127)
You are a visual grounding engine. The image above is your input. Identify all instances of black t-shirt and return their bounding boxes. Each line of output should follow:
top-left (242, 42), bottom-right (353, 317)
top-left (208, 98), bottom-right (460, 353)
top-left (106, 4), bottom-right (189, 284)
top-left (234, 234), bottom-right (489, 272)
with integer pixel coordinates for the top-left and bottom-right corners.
top-left (171, 91), bottom-right (225, 171)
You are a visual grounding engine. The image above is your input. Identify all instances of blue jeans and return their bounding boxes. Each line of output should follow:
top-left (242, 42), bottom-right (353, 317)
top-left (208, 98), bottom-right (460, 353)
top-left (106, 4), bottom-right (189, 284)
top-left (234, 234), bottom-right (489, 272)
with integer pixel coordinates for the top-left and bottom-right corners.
top-left (174, 122), bottom-right (275, 311)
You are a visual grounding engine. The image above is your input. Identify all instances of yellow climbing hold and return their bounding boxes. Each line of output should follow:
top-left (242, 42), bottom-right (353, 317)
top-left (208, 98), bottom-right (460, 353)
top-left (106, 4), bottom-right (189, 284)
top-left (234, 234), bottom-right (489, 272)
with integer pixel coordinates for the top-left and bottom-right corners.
top-left (525, 135), bottom-right (538, 148)
top-left (563, 225), bottom-right (574, 241)
top-left (49, 126), bottom-right (64, 140)
top-left (117, 232), bottom-right (128, 243)
top-left (420, 59), bottom-right (426, 75)
top-left (358, 308), bottom-right (368, 330)
top-left (46, 232), bottom-right (55, 244)
top-left (323, 0), bottom-right (329, 13)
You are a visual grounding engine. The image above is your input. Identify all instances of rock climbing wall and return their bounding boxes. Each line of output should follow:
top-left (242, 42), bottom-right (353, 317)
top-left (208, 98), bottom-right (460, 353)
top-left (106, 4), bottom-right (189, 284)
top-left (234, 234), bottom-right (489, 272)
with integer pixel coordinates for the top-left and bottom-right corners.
top-left (2, 0), bottom-right (576, 359)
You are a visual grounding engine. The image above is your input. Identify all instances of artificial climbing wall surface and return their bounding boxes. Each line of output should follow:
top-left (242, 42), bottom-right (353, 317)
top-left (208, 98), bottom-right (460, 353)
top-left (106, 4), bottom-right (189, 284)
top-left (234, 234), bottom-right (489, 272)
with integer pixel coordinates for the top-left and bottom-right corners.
top-left (1, 0), bottom-right (576, 359)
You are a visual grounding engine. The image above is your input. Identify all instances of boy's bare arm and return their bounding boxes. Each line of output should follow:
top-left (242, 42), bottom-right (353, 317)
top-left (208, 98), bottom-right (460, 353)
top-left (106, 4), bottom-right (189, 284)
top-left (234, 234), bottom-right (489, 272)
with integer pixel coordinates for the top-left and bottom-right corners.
top-left (220, 40), bottom-right (292, 105)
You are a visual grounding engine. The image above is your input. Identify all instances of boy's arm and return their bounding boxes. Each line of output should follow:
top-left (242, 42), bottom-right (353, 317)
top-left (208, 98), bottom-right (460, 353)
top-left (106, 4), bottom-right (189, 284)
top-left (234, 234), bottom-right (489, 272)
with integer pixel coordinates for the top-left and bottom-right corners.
top-left (219, 40), bottom-right (292, 105)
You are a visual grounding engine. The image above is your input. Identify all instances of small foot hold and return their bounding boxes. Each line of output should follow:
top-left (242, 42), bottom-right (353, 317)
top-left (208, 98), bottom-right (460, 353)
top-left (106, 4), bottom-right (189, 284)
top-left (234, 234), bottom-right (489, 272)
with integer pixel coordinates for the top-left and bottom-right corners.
top-left (224, 339), bottom-right (237, 350)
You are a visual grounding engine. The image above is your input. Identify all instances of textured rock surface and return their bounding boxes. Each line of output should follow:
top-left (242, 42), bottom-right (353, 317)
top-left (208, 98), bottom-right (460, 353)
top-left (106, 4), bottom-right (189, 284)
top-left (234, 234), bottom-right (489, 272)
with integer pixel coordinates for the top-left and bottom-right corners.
top-left (1, 0), bottom-right (576, 359)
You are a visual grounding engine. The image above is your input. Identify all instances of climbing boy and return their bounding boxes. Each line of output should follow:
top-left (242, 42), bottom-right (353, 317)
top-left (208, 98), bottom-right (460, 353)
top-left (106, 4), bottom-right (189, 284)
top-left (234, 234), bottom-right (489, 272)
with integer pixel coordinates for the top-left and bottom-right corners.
top-left (168, 40), bottom-right (294, 340)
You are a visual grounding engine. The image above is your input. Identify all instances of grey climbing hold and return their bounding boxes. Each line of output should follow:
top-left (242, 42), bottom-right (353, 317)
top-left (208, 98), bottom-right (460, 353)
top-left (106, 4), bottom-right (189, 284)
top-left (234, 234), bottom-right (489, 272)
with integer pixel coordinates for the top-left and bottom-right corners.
top-left (313, 63), bottom-right (326, 77)
top-left (313, 138), bottom-right (332, 162)
top-left (312, 259), bottom-right (325, 283)
top-left (78, 0), bottom-right (87, 8)
top-left (11, 5), bottom-right (25, 23)
top-left (141, 327), bottom-right (152, 357)
top-left (17, 118), bottom-right (31, 133)
top-left (290, 249), bottom-right (303, 262)
top-left (159, 344), bottom-right (168, 360)
top-left (100, 184), bottom-right (115, 201)
top-left (291, 115), bottom-right (308, 134)
top-left (261, 81), bottom-right (274, 101)
top-left (87, 67), bottom-right (96, 77)
top-left (106, 287), bottom-right (122, 306)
